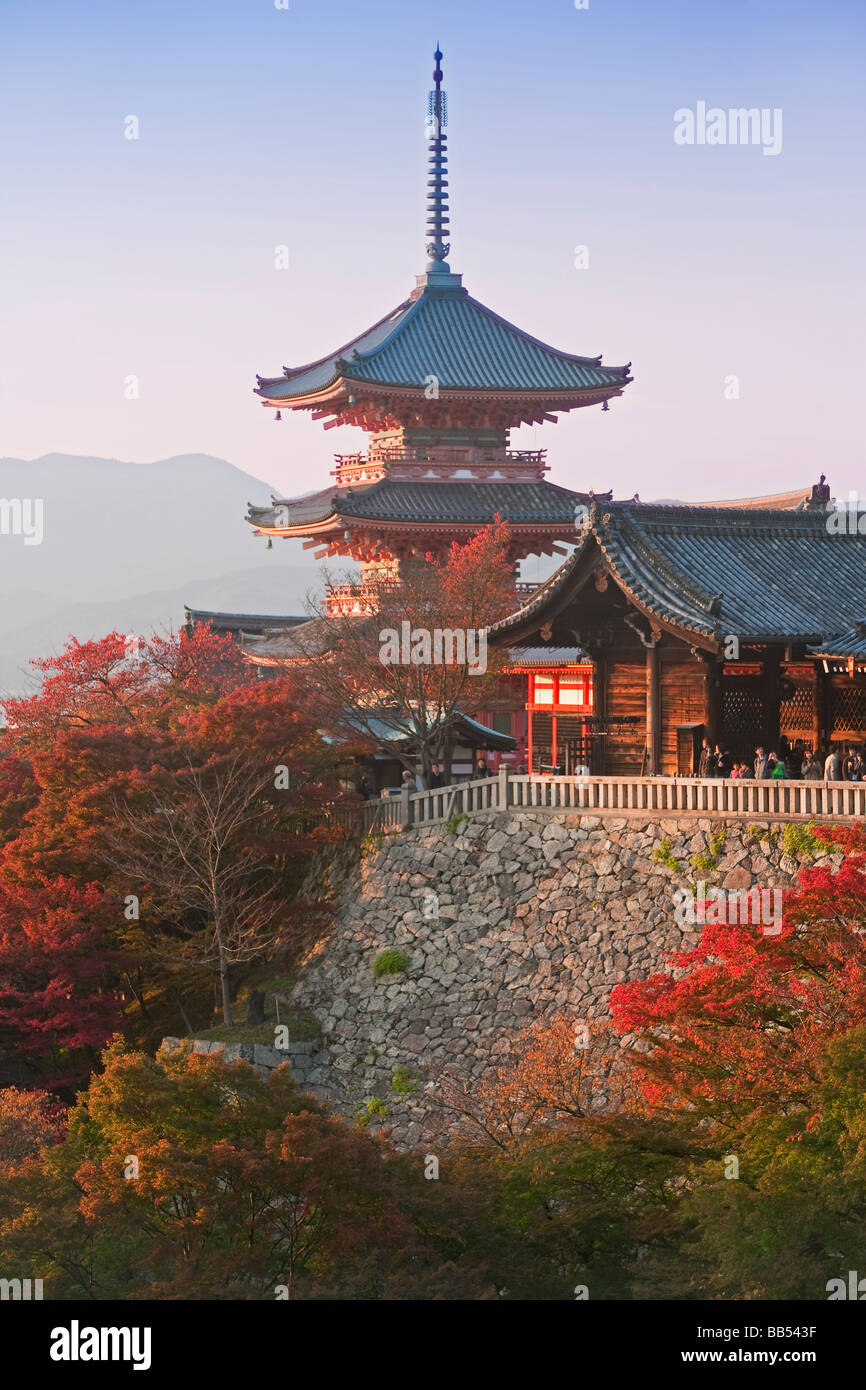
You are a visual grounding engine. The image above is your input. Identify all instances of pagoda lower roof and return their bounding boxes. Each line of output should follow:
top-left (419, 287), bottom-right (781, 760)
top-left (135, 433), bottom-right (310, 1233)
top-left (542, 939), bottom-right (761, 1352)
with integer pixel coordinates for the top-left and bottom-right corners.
top-left (255, 278), bottom-right (631, 405)
top-left (248, 478), bottom-right (605, 534)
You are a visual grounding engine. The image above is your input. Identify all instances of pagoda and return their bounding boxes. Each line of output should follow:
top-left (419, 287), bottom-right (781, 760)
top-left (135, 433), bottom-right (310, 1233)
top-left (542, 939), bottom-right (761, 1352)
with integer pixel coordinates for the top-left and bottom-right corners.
top-left (246, 47), bottom-right (632, 606)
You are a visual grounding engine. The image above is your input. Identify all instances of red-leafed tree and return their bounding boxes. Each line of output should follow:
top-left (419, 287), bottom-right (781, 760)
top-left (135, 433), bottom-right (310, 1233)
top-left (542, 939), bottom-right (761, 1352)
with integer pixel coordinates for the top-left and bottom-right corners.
top-left (294, 519), bottom-right (517, 784)
top-left (0, 628), bottom-right (346, 1077)
top-left (99, 678), bottom-right (342, 1027)
top-left (610, 826), bottom-right (866, 1126)
top-left (5, 627), bottom-right (247, 743)
top-left (0, 875), bottom-right (125, 1085)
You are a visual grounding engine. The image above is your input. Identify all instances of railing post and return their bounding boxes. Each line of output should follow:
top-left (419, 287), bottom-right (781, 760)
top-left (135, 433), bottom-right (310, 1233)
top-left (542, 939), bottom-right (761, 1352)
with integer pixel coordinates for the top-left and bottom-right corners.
top-left (399, 788), bottom-right (411, 828)
top-left (498, 764), bottom-right (509, 812)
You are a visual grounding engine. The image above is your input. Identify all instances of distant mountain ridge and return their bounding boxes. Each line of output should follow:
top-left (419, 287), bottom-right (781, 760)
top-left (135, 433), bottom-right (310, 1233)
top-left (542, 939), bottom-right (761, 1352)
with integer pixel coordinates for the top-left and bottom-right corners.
top-left (0, 453), bottom-right (329, 695)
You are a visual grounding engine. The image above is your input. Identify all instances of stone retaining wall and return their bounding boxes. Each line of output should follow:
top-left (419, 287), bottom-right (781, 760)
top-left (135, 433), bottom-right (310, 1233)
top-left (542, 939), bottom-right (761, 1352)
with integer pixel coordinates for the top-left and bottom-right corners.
top-left (279, 812), bottom-right (839, 1146)
top-left (159, 1036), bottom-right (320, 1086)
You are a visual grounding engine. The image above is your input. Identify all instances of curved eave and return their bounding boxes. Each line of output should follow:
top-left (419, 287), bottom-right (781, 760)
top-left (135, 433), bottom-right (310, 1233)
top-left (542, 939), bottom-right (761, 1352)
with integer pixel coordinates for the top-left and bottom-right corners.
top-left (593, 526), bottom-right (721, 644)
top-left (488, 523), bottom-right (722, 651)
top-left (255, 375), bottom-right (631, 410)
top-left (254, 296), bottom-right (416, 399)
top-left (249, 514), bottom-right (341, 539)
top-left (254, 280), bottom-right (633, 405)
top-left (250, 515), bottom-right (590, 540)
top-left (488, 538), bottom-right (590, 639)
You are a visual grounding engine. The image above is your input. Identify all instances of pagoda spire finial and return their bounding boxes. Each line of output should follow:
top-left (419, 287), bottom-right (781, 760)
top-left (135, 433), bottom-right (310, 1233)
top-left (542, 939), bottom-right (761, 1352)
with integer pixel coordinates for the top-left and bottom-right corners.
top-left (424, 44), bottom-right (451, 272)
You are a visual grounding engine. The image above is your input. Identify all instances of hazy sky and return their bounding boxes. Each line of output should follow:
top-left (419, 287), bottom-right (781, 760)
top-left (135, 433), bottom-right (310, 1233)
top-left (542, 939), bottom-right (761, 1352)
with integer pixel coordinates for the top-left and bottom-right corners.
top-left (2, 0), bottom-right (864, 503)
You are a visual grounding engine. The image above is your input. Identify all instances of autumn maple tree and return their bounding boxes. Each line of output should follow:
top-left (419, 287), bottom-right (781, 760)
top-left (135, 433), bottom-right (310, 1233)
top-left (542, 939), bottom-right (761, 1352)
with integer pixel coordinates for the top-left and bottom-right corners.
top-left (0, 1086), bottom-right (62, 1173)
top-left (610, 825), bottom-right (866, 1127)
top-left (436, 1014), bottom-right (636, 1149)
top-left (0, 1041), bottom-right (492, 1300)
top-left (0, 627), bottom-right (345, 1079)
top-left (293, 519), bottom-right (517, 784)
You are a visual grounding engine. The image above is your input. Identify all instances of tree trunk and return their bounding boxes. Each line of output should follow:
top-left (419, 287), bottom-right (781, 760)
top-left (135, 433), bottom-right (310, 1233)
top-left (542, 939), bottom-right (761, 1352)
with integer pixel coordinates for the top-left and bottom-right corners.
top-left (171, 990), bottom-right (194, 1036)
top-left (123, 970), bottom-right (149, 1016)
top-left (418, 745), bottom-right (433, 789)
top-left (440, 733), bottom-right (454, 785)
top-left (220, 956), bottom-right (233, 1029)
top-left (214, 913), bottom-right (233, 1028)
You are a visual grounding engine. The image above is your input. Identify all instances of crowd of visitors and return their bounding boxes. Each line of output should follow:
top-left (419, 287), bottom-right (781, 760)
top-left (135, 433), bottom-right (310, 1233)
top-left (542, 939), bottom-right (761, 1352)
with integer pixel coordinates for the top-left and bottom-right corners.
top-left (697, 736), bottom-right (863, 782)
top-left (360, 739), bottom-right (864, 797)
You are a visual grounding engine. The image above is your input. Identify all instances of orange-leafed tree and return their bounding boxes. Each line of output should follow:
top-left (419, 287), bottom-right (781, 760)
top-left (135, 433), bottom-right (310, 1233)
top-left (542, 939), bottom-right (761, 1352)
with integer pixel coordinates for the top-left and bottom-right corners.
top-left (295, 519), bottom-right (517, 785)
top-left (436, 1015), bottom-right (637, 1149)
top-left (0, 1042), bottom-right (492, 1300)
top-left (0, 1087), bottom-right (62, 1173)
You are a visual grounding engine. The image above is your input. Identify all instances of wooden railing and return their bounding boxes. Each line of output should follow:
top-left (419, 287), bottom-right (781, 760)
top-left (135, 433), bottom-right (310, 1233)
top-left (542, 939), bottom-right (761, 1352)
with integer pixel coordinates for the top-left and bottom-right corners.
top-left (357, 772), bottom-right (866, 831)
top-left (333, 447), bottom-right (548, 467)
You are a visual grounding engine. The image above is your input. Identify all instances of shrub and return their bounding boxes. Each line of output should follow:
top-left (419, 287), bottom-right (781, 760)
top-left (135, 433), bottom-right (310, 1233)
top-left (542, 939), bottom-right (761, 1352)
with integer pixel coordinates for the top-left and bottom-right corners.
top-left (356, 1097), bottom-right (387, 1126)
top-left (781, 821), bottom-right (819, 859)
top-left (709, 828), bottom-right (727, 857)
top-left (690, 828), bottom-right (727, 875)
top-left (445, 812), bottom-right (469, 835)
top-left (373, 948), bottom-right (411, 979)
top-left (391, 1065), bottom-right (419, 1095)
top-left (651, 838), bottom-right (681, 873)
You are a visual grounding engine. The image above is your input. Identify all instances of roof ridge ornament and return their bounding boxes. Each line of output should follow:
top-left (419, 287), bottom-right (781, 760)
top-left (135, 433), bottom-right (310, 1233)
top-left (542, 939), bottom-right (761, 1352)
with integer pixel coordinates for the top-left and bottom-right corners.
top-left (414, 46), bottom-right (463, 294)
top-left (425, 46), bottom-right (450, 269)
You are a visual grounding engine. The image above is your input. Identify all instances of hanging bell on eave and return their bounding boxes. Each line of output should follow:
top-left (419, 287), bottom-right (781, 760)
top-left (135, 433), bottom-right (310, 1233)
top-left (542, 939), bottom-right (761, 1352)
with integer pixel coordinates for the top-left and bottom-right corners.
top-left (267, 538), bottom-right (273, 550)
top-left (275, 410), bottom-right (282, 421)
top-left (601, 400), bottom-right (609, 412)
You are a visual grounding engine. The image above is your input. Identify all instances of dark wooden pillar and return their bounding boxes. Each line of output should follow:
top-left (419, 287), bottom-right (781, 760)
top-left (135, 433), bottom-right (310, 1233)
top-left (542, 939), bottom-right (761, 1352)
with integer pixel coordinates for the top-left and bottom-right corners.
top-left (646, 642), bottom-right (661, 774)
top-left (816, 666), bottom-right (831, 754)
top-left (763, 650), bottom-right (782, 752)
top-left (593, 655), bottom-right (606, 775)
top-left (700, 652), bottom-right (723, 746)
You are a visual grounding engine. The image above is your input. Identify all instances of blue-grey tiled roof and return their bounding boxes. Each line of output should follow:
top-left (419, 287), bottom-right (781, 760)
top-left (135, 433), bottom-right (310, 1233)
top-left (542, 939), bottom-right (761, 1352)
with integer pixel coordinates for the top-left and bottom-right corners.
top-left (255, 283), bottom-right (631, 400)
top-left (490, 501), bottom-right (866, 647)
top-left (505, 646), bottom-right (592, 666)
top-left (248, 479), bottom-right (593, 530)
top-left (810, 624), bottom-right (866, 659)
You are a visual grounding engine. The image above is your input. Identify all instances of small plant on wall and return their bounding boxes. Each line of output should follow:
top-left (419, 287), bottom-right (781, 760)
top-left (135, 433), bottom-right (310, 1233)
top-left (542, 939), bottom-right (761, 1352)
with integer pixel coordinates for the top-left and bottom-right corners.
top-left (373, 948), bottom-right (410, 979)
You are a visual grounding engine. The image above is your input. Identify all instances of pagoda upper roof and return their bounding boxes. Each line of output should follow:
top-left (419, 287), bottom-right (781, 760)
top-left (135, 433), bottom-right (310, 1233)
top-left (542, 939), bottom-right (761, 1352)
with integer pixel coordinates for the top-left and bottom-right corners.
top-left (248, 478), bottom-right (607, 533)
top-left (254, 46), bottom-right (631, 427)
top-left (255, 277), bottom-right (631, 406)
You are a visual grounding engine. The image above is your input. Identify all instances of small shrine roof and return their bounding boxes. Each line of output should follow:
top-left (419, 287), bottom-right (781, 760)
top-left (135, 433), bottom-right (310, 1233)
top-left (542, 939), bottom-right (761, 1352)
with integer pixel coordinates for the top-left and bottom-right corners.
top-left (505, 646), bottom-right (593, 667)
top-left (242, 618), bottom-right (337, 662)
top-left (342, 708), bottom-right (517, 752)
